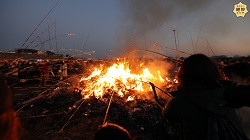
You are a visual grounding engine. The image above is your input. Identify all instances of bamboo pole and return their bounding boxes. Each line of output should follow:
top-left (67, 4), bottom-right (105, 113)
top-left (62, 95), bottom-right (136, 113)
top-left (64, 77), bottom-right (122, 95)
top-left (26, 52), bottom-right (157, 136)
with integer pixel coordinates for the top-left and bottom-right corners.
top-left (103, 91), bottom-right (115, 124)
top-left (20, 0), bottom-right (60, 49)
top-left (59, 99), bottom-right (85, 133)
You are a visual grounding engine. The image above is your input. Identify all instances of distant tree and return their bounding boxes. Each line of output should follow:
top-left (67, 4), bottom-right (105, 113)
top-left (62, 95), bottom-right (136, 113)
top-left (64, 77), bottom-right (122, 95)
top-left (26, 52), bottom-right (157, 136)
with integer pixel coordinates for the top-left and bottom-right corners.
top-left (46, 51), bottom-right (55, 56)
top-left (16, 49), bottom-right (38, 54)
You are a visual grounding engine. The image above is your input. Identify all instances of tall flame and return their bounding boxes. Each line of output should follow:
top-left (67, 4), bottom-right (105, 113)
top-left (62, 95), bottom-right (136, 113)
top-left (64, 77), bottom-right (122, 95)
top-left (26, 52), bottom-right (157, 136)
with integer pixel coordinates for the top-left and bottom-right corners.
top-left (79, 62), bottom-right (165, 99)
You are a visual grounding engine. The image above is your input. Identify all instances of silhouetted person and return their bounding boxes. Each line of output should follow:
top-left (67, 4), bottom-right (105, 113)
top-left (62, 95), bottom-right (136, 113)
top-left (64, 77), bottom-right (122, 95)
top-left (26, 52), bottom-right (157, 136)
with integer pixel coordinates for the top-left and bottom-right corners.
top-left (223, 62), bottom-right (250, 85)
top-left (222, 62), bottom-right (250, 107)
top-left (223, 62), bottom-right (250, 139)
top-left (162, 54), bottom-right (245, 140)
top-left (0, 72), bottom-right (22, 140)
top-left (38, 62), bottom-right (51, 87)
top-left (93, 122), bottom-right (132, 140)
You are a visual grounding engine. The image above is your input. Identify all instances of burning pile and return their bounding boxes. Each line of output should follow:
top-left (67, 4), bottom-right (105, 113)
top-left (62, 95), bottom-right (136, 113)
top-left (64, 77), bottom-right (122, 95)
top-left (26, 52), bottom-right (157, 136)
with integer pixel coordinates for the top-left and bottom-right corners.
top-left (78, 61), bottom-right (168, 101)
top-left (16, 59), bottom-right (179, 139)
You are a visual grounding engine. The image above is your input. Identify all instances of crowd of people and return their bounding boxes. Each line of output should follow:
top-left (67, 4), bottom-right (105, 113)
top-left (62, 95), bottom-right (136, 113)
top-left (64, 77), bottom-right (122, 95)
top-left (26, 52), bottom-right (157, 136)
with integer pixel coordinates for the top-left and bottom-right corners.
top-left (0, 59), bottom-right (86, 87)
top-left (0, 54), bottom-right (250, 140)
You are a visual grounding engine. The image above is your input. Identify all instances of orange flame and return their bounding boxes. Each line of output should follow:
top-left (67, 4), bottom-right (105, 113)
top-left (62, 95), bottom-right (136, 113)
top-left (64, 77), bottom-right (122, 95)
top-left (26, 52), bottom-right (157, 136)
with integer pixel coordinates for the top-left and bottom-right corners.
top-left (79, 62), bottom-right (165, 100)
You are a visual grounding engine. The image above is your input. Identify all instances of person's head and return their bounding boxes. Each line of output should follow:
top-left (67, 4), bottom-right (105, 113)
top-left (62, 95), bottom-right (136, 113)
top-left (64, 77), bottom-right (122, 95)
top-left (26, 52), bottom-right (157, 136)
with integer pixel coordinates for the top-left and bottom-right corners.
top-left (177, 54), bottom-right (221, 91)
top-left (0, 72), bottom-right (21, 140)
top-left (225, 62), bottom-right (250, 85)
top-left (93, 122), bottom-right (132, 140)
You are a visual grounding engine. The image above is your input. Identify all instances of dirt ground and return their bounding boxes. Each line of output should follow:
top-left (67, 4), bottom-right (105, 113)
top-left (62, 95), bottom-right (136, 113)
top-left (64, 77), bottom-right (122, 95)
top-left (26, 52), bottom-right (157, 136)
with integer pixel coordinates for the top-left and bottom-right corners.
top-left (11, 76), bottom-right (174, 140)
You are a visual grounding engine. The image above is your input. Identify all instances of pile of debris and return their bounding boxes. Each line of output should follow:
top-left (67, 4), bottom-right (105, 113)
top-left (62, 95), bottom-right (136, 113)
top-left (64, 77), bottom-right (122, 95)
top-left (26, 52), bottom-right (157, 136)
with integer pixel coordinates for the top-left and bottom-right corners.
top-left (15, 81), bottom-right (178, 140)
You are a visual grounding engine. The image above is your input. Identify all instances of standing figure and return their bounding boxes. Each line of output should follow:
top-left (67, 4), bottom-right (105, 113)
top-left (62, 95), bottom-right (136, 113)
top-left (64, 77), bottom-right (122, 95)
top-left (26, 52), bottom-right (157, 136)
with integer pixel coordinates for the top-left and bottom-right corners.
top-left (223, 62), bottom-right (250, 139)
top-left (38, 61), bottom-right (50, 87)
top-left (162, 54), bottom-right (246, 140)
top-left (61, 62), bottom-right (68, 77)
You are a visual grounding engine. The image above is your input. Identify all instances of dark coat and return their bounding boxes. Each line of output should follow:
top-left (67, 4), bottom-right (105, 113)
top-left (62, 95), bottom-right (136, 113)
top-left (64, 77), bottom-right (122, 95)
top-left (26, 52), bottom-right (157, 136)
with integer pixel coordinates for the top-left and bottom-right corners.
top-left (162, 88), bottom-right (241, 140)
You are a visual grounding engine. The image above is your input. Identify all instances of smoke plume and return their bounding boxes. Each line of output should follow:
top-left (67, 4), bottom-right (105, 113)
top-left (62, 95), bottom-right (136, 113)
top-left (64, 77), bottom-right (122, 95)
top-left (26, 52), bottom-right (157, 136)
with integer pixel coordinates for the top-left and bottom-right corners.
top-left (120, 0), bottom-right (215, 36)
top-left (118, 0), bottom-right (236, 57)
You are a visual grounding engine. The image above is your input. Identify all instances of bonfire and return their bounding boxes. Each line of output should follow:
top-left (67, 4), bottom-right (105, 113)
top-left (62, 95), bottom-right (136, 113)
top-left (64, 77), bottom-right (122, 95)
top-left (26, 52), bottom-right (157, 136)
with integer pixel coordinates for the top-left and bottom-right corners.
top-left (16, 58), bottom-right (178, 140)
top-left (75, 58), bottom-right (177, 102)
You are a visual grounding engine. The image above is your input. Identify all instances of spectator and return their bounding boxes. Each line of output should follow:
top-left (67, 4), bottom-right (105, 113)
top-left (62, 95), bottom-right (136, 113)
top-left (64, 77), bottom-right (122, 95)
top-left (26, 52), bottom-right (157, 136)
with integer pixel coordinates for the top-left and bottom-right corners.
top-left (224, 62), bottom-right (250, 85)
top-left (223, 62), bottom-right (250, 139)
top-left (61, 61), bottom-right (68, 77)
top-left (162, 54), bottom-right (245, 140)
top-left (93, 122), bottom-right (132, 140)
top-left (38, 61), bottom-right (51, 87)
top-left (0, 72), bottom-right (22, 140)
top-left (222, 62), bottom-right (250, 107)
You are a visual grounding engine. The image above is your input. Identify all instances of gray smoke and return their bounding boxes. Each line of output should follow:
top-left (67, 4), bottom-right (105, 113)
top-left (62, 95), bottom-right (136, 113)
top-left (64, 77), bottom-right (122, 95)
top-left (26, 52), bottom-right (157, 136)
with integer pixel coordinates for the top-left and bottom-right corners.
top-left (118, 0), bottom-right (222, 56)
top-left (120, 0), bottom-right (216, 37)
top-left (118, 0), bottom-right (250, 57)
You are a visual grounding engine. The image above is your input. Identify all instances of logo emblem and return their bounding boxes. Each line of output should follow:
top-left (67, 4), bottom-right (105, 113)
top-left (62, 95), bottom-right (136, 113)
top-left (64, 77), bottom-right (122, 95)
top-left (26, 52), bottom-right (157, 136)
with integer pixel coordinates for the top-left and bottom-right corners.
top-left (233, 2), bottom-right (248, 17)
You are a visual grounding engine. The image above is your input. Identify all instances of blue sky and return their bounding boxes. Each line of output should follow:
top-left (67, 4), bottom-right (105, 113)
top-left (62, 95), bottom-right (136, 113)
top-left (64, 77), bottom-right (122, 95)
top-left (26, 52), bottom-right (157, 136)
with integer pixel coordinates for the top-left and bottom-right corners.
top-left (1, 0), bottom-right (250, 59)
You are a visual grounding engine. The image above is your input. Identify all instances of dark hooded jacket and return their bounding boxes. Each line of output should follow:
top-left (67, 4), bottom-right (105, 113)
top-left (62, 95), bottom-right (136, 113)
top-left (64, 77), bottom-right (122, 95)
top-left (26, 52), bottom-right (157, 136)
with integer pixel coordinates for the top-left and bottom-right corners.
top-left (162, 88), bottom-right (241, 140)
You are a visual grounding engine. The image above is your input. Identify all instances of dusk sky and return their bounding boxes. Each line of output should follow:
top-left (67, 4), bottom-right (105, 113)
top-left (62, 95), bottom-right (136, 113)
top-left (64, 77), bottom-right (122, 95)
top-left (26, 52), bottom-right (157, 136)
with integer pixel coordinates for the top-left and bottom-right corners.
top-left (1, 0), bottom-right (250, 59)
